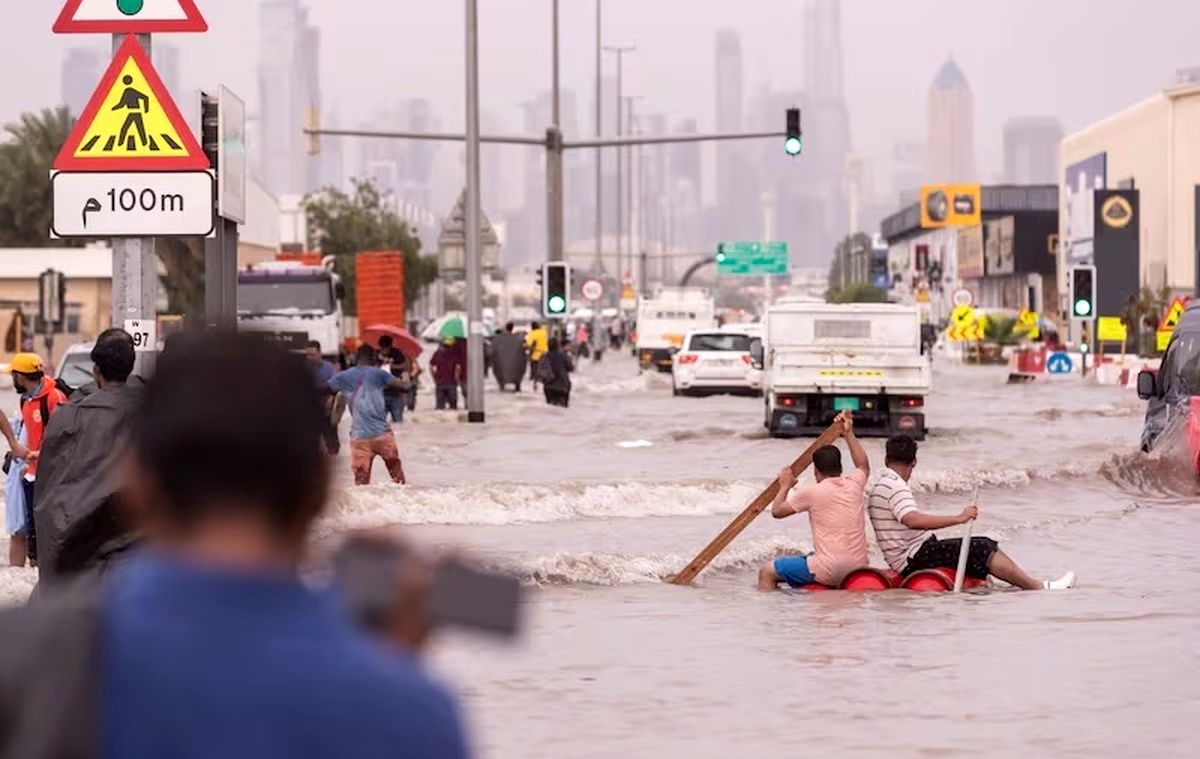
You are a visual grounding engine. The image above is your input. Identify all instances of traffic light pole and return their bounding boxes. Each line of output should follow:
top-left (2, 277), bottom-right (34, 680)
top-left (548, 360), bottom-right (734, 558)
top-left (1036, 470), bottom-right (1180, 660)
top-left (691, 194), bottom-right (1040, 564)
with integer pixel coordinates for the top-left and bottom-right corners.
top-left (464, 0), bottom-right (485, 423)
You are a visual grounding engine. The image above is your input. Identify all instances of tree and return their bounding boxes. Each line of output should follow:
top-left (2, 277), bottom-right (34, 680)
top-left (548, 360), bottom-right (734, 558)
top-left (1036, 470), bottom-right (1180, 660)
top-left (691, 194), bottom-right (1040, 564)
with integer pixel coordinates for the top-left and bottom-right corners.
top-left (826, 232), bottom-right (874, 298)
top-left (0, 107), bottom-right (76, 247)
top-left (827, 282), bottom-right (890, 304)
top-left (305, 178), bottom-right (438, 315)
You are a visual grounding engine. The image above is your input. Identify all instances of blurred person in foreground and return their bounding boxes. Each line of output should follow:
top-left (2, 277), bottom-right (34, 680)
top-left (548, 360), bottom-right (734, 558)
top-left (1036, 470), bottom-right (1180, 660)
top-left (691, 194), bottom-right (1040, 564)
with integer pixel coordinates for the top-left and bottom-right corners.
top-left (34, 329), bottom-right (142, 586)
top-left (0, 331), bottom-right (468, 759)
top-left (329, 345), bottom-right (408, 486)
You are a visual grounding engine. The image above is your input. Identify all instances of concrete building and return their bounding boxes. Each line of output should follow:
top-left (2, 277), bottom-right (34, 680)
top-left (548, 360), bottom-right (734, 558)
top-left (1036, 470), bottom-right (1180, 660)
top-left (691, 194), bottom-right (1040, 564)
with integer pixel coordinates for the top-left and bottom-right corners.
top-left (926, 58), bottom-right (976, 183)
top-left (1004, 117), bottom-right (1063, 185)
top-left (1059, 82), bottom-right (1200, 297)
top-left (61, 47), bottom-right (104, 117)
top-left (258, 0), bottom-right (320, 197)
top-left (882, 186), bottom-right (1059, 320)
top-left (0, 248), bottom-right (114, 368)
top-left (238, 177), bottom-right (282, 266)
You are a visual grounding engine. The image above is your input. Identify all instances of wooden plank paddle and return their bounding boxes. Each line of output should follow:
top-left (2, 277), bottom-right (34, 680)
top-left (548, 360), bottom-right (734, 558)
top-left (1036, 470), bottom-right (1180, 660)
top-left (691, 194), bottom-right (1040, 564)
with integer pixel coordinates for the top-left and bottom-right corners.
top-left (670, 422), bottom-right (844, 585)
top-left (953, 486), bottom-right (980, 593)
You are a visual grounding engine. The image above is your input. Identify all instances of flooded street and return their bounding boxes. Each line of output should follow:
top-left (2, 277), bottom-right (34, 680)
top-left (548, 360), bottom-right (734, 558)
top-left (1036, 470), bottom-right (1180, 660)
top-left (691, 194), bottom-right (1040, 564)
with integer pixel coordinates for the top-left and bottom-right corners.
top-left (3, 355), bottom-right (1197, 757)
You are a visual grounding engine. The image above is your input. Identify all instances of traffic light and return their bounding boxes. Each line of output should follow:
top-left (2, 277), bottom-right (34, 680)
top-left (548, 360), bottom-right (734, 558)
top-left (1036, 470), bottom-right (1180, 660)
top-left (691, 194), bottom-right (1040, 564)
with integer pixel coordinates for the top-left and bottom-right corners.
top-left (1069, 265), bottom-right (1096, 319)
top-left (541, 262), bottom-right (571, 319)
top-left (785, 107), bottom-right (802, 156)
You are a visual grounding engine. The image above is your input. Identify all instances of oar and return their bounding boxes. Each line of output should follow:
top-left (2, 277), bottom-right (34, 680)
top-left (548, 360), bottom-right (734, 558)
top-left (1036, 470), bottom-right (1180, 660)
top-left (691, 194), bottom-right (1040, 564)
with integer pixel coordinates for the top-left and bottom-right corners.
top-left (953, 485), bottom-right (979, 593)
top-left (670, 421), bottom-right (844, 586)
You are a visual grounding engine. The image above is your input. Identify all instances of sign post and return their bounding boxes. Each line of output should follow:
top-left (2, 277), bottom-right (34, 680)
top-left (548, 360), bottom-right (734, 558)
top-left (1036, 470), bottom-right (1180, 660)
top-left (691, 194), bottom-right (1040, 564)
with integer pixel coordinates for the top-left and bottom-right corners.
top-left (716, 242), bottom-right (790, 276)
top-left (53, 4), bottom-right (210, 374)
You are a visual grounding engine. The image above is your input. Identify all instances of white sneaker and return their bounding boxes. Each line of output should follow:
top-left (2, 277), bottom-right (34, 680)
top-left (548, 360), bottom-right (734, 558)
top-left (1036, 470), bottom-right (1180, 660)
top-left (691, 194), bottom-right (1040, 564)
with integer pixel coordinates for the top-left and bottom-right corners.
top-left (1043, 571), bottom-right (1076, 590)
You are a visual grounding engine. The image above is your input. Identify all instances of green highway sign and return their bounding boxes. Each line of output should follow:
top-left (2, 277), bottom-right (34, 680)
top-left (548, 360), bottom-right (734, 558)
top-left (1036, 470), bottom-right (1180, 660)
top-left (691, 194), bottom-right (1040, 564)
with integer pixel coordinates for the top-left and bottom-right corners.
top-left (716, 242), bottom-right (790, 276)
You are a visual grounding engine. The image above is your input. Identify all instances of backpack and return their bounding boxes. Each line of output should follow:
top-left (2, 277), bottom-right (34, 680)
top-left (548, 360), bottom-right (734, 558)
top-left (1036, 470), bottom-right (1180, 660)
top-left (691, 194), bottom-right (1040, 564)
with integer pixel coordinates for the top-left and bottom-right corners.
top-left (537, 355), bottom-right (557, 384)
top-left (38, 378), bottom-right (74, 427)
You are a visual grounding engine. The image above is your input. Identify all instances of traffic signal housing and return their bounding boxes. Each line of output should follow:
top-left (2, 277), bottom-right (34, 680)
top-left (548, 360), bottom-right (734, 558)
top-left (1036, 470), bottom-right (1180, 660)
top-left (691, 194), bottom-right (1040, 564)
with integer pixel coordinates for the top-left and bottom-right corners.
top-left (541, 262), bottom-right (571, 319)
top-left (1069, 265), bottom-right (1096, 320)
top-left (785, 107), bottom-right (802, 156)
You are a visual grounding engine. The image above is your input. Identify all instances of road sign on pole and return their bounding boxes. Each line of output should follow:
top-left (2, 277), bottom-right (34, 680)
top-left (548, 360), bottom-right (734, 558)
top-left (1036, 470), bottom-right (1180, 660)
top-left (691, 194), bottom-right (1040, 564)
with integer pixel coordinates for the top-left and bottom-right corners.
top-left (54, 35), bottom-right (209, 172)
top-left (716, 242), bottom-right (789, 276)
top-left (581, 278), bottom-right (604, 302)
top-left (52, 171), bottom-right (215, 238)
top-left (54, 0), bottom-right (208, 34)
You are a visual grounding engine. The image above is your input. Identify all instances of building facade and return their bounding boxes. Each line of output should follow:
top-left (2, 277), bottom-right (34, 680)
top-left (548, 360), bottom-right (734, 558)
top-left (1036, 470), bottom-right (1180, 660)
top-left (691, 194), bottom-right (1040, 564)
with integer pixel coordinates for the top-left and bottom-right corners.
top-left (1059, 82), bottom-right (1200, 298)
top-left (1004, 117), bottom-right (1063, 185)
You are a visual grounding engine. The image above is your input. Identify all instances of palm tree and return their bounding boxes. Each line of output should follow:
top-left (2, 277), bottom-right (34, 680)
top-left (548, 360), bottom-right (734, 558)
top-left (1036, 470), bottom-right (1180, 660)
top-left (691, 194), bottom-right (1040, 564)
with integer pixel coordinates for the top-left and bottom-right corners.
top-left (0, 107), bottom-right (76, 247)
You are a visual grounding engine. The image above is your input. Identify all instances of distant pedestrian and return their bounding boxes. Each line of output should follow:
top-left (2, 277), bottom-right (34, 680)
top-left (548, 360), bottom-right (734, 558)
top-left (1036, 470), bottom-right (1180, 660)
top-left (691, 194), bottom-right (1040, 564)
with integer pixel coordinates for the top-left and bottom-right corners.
top-left (329, 345), bottom-right (408, 486)
top-left (430, 338), bottom-right (462, 410)
top-left (491, 322), bottom-right (526, 392)
top-left (35, 329), bottom-right (143, 585)
top-left (525, 321), bottom-right (549, 389)
top-left (10, 353), bottom-right (68, 565)
top-left (306, 340), bottom-right (342, 454)
top-left (539, 338), bottom-right (574, 408)
top-left (377, 335), bottom-right (416, 424)
top-left (0, 332), bottom-right (469, 758)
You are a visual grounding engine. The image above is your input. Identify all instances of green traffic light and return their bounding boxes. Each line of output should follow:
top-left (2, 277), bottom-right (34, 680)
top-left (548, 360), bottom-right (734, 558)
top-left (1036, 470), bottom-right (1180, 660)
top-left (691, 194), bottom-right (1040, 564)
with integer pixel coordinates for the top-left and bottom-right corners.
top-left (117, 0), bottom-right (145, 15)
top-left (548, 295), bottom-right (567, 314)
top-left (784, 136), bottom-right (802, 156)
top-left (715, 252), bottom-right (727, 263)
top-left (1074, 299), bottom-right (1092, 317)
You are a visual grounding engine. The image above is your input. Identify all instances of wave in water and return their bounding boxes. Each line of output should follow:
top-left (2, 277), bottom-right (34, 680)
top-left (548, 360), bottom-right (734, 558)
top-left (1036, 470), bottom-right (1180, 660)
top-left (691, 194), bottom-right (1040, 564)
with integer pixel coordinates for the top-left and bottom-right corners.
top-left (498, 535), bottom-right (799, 586)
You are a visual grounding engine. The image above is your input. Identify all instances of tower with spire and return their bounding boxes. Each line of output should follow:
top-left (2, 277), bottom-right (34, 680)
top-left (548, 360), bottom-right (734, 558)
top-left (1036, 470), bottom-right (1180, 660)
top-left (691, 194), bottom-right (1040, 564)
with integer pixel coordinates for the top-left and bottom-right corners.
top-left (926, 56), bottom-right (976, 183)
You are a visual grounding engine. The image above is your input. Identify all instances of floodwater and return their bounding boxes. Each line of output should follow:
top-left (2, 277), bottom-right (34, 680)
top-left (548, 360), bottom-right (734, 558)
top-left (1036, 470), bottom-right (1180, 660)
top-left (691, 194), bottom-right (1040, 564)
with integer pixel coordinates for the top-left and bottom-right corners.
top-left (2, 355), bottom-right (1197, 758)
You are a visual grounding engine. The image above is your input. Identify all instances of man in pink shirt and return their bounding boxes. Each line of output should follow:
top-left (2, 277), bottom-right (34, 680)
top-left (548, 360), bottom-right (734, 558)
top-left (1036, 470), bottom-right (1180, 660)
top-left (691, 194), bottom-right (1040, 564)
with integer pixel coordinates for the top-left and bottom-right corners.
top-left (757, 411), bottom-right (870, 590)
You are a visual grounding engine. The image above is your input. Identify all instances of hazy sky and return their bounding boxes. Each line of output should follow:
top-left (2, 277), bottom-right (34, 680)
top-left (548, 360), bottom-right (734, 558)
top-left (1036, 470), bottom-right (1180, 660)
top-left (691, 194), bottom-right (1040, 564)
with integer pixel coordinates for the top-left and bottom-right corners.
top-left (8, 0), bottom-right (1200, 179)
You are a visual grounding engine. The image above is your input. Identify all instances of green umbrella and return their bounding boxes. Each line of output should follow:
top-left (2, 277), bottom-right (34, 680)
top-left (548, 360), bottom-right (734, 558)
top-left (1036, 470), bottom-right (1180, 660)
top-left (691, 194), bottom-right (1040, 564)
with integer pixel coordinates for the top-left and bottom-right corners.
top-left (437, 315), bottom-right (468, 340)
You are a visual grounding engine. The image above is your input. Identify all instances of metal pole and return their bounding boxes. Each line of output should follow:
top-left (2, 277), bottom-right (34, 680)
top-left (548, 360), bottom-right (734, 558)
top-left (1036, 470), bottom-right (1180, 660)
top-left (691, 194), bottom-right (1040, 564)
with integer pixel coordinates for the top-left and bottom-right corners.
top-left (551, 0), bottom-right (560, 129)
top-left (594, 0), bottom-right (603, 274)
top-left (625, 97), bottom-right (637, 282)
top-left (546, 1), bottom-right (564, 265)
top-left (112, 33), bottom-right (157, 377)
top-left (464, 0), bottom-right (485, 423)
top-left (603, 45), bottom-right (634, 288)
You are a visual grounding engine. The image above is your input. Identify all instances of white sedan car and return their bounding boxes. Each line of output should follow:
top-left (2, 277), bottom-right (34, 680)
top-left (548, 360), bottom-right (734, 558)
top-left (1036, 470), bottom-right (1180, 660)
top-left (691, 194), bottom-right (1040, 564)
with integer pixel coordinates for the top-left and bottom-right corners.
top-left (671, 330), bottom-right (762, 397)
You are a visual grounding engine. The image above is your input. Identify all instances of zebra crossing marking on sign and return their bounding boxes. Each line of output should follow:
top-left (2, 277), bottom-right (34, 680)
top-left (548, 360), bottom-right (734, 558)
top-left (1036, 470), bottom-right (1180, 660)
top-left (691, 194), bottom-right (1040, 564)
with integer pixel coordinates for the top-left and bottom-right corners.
top-left (53, 35), bottom-right (209, 172)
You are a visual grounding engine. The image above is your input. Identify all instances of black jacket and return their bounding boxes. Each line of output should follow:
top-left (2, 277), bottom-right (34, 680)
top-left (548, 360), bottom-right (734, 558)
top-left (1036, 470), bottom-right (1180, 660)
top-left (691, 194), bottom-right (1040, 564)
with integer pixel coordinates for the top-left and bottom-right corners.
top-left (542, 351), bottom-right (573, 393)
top-left (34, 382), bottom-right (143, 585)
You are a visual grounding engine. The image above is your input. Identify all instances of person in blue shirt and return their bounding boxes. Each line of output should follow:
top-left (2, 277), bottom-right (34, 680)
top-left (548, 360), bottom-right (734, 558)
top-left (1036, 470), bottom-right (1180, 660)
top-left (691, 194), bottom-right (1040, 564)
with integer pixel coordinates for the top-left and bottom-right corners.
top-left (305, 340), bottom-right (341, 455)
top-left (329, 344), bottom-right (409, 485)
top-left (101, 332), bottom-right (467, 759)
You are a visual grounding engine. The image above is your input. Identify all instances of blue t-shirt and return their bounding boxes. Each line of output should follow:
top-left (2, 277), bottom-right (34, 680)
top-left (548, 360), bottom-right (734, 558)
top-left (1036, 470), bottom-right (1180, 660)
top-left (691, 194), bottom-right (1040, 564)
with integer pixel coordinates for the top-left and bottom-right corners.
top-left (330, 366), bottom-right (395, 439)
top-left (102, 554), bottom-right (469, 759)
top-left (311, 360), bottom-right (336, 388)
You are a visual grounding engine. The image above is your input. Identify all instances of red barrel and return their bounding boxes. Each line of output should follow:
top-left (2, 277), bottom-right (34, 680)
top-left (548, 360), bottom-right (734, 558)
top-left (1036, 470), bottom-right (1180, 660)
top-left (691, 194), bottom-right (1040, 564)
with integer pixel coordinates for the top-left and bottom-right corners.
top-left (901, 568), bottom-right (954, 591)
top-left (839, 567), bottom-right (899, 591)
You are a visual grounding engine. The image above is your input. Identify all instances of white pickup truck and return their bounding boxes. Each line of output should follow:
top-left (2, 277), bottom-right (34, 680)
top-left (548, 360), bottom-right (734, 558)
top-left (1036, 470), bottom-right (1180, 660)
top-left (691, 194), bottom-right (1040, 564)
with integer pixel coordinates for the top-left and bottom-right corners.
top-left (752, 301), bottom-right (932, 439)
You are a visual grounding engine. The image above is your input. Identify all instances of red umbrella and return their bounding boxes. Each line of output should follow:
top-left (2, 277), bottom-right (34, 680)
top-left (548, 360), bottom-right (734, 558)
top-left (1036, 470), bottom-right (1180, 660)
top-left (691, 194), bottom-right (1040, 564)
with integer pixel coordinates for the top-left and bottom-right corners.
top-left (362, 324), bottom-right (423, 359)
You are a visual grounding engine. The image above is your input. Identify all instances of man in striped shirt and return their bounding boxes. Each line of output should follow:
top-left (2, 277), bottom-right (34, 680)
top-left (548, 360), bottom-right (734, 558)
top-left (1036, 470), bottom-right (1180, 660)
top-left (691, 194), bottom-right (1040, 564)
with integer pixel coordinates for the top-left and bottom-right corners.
top-left (868, 435), bottom-right (1076, 591)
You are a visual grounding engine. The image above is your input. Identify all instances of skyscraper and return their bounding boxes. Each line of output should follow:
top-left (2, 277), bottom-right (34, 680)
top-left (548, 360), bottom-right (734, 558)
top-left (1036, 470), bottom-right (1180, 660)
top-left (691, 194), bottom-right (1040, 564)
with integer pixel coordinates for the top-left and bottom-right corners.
top-left (926, 57), bottom-right (976, 183)
top-left (1003, 117), bottom-right (1063, 185)
top-left (258, 0), bottom-right (321, 197)
top-left (713, 29), bottom-right (755, 239)
top-left (61, 47), bottom-right (104, 117)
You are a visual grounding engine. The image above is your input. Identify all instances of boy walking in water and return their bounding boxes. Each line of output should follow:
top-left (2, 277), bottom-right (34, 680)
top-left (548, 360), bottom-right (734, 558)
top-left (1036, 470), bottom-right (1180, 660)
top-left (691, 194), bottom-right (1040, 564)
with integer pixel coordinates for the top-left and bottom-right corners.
top-left (758, 411), bottom-right (870, 590)
top-left (868, 434), bottom-right (1076, 590)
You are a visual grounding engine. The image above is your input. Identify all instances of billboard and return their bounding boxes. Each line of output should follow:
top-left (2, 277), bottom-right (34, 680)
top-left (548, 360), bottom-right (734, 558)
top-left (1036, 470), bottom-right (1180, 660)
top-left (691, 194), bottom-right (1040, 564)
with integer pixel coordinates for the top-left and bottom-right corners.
top-left (1093, 190), bottom-right (1139, 318)
top-left (956, 225), bottom-right (985, 279)
top-left (984, 216), bottom-right (1015, 275)
top-left (921, 184), bottom-right (982, 228)
top-left (1064, 153), bottom-right (1106, 262)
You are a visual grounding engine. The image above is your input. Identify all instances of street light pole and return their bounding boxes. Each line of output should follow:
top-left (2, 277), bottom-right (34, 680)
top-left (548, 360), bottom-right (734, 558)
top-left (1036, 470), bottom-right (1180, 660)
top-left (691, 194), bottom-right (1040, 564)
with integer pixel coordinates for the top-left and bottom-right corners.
top-left (603, 45), bottom-right (634, 289)
top-left (464, 0), bottom-right (485, 423)
top-left (594, 0), bottom-right (603, 273)
top-left (546, 0), bottom-right (564, 265)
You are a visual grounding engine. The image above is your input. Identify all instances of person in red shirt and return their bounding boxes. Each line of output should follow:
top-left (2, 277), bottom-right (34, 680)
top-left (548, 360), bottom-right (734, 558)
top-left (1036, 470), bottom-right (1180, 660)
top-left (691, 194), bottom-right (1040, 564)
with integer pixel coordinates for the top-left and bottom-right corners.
top-left (10, 353), bottom-right (68, 565)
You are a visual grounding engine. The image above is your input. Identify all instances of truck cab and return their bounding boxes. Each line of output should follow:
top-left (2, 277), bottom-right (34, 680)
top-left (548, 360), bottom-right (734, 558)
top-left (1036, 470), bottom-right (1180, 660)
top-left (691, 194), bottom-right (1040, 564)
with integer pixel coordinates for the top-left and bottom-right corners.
top-left (755, 302), bottom-right (932, 439)
top-left (237, 262), bottom-right (345, 363)
top-left (635, 289), bottom-right (716, 372)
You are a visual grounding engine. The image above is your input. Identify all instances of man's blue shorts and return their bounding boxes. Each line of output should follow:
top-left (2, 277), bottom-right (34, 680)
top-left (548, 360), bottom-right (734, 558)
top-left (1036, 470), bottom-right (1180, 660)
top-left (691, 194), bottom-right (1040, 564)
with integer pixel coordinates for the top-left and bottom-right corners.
top-left (773, 555), bottom-right (816, 587)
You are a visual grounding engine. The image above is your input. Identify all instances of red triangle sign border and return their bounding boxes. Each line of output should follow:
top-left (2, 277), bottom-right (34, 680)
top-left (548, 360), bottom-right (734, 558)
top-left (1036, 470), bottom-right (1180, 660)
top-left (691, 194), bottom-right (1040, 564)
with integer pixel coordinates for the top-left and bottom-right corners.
top-left (54, 34), bottom-right (210, 172)
top-left (54, 0), bottom-right (208, 34)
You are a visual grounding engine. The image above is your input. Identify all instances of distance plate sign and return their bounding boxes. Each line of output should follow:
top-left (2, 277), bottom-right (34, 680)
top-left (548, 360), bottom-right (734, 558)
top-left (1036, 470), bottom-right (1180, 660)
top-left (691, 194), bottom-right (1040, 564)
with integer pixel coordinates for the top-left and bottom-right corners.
top-left (52, 171), bottom-right (215, 238)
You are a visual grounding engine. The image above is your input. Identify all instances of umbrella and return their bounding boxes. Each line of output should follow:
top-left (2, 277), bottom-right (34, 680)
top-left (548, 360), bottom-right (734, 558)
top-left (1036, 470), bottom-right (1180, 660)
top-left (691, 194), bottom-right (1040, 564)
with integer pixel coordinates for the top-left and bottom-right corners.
top-left (438, 314), bottom-right (468, 340)
top-left (362, 324), bottom-right (422, 359)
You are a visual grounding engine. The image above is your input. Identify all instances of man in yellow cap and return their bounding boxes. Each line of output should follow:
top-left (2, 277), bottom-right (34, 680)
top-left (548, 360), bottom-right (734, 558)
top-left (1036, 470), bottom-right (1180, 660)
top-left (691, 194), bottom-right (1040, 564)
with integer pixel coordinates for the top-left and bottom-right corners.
top-left (9, 353), bottom-right (69, 565)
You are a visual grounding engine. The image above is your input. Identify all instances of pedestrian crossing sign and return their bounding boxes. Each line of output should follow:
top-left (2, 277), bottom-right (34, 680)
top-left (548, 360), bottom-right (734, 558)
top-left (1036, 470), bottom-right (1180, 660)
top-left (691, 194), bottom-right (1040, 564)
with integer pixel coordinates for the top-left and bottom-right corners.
top-left (54, 35), bottom-right (208, 172)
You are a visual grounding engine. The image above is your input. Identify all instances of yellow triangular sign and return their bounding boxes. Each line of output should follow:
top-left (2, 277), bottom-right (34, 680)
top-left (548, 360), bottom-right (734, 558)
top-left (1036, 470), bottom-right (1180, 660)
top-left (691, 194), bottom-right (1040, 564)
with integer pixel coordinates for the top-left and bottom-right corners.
top-left (54, 34), bottom-right (208, 171)
top-left (1158, 298), bottom-right (1188, 333)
